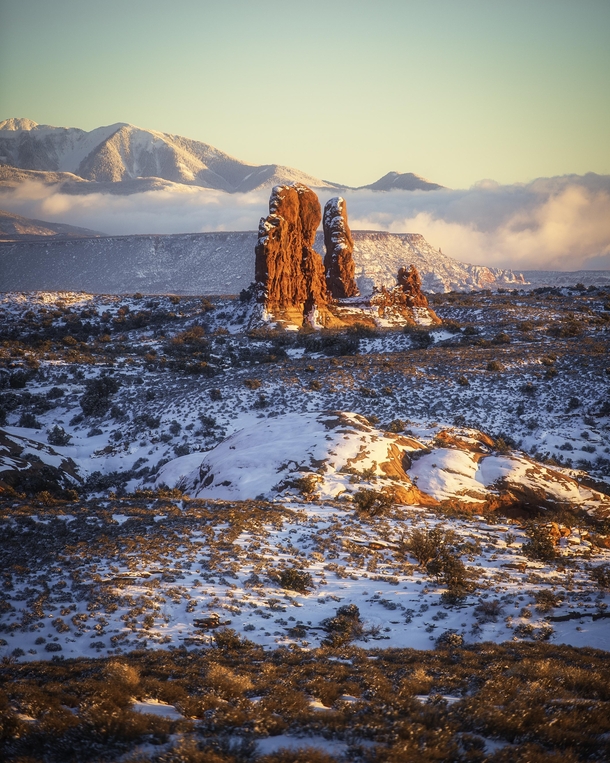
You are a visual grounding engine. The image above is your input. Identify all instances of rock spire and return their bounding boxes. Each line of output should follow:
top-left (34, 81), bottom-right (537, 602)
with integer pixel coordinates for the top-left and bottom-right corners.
top-left (254, 184), bottom-right (329, 325)
top-left (323, 197), bottom-right (359, 299)
top-left (397, 265), bottom-right (431, 308)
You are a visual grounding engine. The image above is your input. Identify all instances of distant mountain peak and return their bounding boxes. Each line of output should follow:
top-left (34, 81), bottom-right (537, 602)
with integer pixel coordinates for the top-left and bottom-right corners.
top-left (0, 117), bottom-right (39, 131)
top-left (362, 171), bottom-right (444, 192)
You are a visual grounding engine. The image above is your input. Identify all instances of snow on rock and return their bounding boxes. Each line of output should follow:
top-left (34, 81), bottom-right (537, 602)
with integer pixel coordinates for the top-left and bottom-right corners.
top-left (131, 699), bottom-right (184, 720)
top-left (323, 197), bottom-right (359, 299)
top-left (163, 412), bottom-right (610, 518)
top-left (174, 411), bottom-right (427, 502)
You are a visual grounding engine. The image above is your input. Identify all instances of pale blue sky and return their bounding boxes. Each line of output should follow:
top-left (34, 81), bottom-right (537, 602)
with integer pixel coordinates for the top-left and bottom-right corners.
top-left (1, 0), bottom-right (609, 188)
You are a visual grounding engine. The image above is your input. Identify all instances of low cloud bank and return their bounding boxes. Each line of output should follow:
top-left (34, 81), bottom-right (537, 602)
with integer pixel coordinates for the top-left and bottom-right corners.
top-left (1, 173), bottom-right (609, 271)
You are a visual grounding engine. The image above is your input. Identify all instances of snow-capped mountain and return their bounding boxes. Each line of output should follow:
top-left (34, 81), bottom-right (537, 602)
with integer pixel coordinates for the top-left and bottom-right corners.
top-left (0, 118), bottom-right (442, 193)
top-left (0, 228), bottom-right (524, 294)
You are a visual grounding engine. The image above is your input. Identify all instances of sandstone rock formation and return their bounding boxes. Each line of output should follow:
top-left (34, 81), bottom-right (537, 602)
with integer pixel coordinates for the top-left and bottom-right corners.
top-left (255, 184), bottom-right (330, 325)
top-left (157, 410), bottom-right (610, 522)
top-left (367, 265), bottom-right (441, 325)
top-left (398, 265), bottom-right (430, 308)
top-left (323, 197), bottom-right (359, 299)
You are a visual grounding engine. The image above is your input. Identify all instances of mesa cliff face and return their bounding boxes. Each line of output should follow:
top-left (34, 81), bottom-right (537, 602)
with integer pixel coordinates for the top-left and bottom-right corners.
top-left (254, 184), bottom-right (330, 325)
top-left (323, 197), bottom-right (359, 299)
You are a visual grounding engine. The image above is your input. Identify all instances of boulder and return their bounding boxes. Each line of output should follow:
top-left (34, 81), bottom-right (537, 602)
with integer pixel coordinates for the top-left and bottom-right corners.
top-left (323, 197), bottom-right (359, 298)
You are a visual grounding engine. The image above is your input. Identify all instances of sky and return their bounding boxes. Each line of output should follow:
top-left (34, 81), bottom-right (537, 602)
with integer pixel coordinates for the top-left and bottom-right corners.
top-left (1, 0), bottom-right (609, 189)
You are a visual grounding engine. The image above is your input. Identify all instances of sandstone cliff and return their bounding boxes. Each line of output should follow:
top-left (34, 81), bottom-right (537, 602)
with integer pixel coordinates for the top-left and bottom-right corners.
top-left (323, 197), bottom-right (359, 299)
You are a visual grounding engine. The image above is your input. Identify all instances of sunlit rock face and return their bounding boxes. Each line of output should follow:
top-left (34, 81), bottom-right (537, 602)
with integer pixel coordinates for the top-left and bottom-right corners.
top-left (254, 183), bottom-right (330, 326)
top-left (323, 196), bottom-right (359, 299)
top-left (398, 265), bottom-right (431, 308)
top-left (156, 411), bottom-right (610, 521)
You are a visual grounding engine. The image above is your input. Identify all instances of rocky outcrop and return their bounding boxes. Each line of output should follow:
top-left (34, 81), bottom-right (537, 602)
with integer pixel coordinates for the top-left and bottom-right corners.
top-left (156, 411), bottom-right (610, 522)
top-left (398, 265), bottom-right (430, 308)
top-left (255, 184), bottom-right (330, 325)
top-left (367, 265), bottom-right (441, 325)
top-left (323, 197), bottom-right (359, 298)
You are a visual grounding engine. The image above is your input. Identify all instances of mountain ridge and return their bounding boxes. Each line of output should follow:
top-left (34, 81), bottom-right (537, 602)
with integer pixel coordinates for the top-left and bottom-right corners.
top-left (0, 118), bottom-right (442, 194)
top-left (0, 207), bottom-right (104, 241)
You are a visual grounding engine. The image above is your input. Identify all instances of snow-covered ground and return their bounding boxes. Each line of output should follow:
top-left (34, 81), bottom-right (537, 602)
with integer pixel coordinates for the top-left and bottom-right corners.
top-left (0, 287), bottom-right (609, 663)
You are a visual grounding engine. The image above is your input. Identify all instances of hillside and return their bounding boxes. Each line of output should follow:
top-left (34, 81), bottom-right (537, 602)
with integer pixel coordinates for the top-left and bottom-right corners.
top-left (0, 118), bottom-right (442, 194)
top-left (0, 208), bottom-right (104, 241)
top-left (0, 229), bottom-right (524, 294)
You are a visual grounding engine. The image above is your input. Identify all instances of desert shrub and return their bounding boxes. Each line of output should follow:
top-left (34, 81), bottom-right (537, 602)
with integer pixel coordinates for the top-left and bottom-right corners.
top-left (279, 568), bottom-right (313, 593)
top-left (18, 412), bottom-right (41, 428)
top-left (169, 420), bottom-right (181, 436)
top-left (523, 524), bottom-right (557, 562)
top-left (385, 418), bottom-right (406, 433)
top-left (352, 488), bottom-right (394, 516)
top-left (487, 360), bottom-right (504, 371)
top-left (80, 375), bottom-right (120, 417)
top-left (134, 413), bottom-right (161, 429)
top-left (213, 628), bottom-right (253, 651)
top-left (435, 630), bottom-right (464, 649)
top-left (347, 322), bottom-right (378, 338)
top-left (321, 604), bottom-right (363, 646)
top-left (474, 599), bottom-right (504, 622)
top-left (517, 320), bottom-right (535, 332)
top-left (205, 663), bottom-right (253, 700)
top-left (548, 319), bottom-right (583, 338)
top-left (210, 388), bottom-right (222, 401)
top-left (404, 326), bottom-right (433, 348)
top-left (253, 393), bottom-right (269, 409)
top-left (492, 332), bottom-right (511, 344)
top-left (244, 378), bottom-right (261, 390)
top-left (46, 386), bottom-right (65, 399)
top-left (9, 370), bottom-right (30, 389)
top-left (405, 526), bottom-right (452, 567)
top-left (457, 375), bottom-right (469, 386)
top-left (534, 590), bottom-right (562, 613)
top-left (290, 475), bottom-right (319, 497)
top-left (47, 425), bottom-right (72, 446)
top-left (428, 550), bottom-right (473, 603)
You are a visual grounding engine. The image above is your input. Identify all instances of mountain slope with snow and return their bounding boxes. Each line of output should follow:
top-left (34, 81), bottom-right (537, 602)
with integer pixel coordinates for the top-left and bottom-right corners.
top-left (0, 119), bottom-right (345, 192)
top-left (0, 119), bottom-right (443, 194)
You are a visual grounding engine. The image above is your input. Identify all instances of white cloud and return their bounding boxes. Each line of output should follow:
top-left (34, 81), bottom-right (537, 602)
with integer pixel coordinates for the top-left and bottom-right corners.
top-left (1, 174), bottom-right (609, 271)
